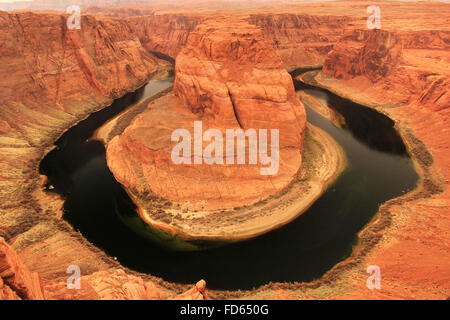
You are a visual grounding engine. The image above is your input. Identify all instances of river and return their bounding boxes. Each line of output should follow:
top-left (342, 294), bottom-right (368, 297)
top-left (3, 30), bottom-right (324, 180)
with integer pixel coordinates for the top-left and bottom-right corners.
top-left (39, 73), bottom-right (418, 290)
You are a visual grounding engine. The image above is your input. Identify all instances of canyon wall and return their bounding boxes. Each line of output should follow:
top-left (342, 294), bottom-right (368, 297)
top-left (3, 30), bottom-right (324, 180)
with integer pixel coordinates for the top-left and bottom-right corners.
top-left (84, 7), bottom-right (353, 69)
top-left (1, 236), bottom-right (208, 300)
top-left (0, 11), bottom-right (175, 299)
top-left (125, 13), bottom-right (204, 59)
top-left (0, 11), bottom-right (158, 147)
top-left (126, 12), bottom-right (352, 70)
top-left (248, 13), bottom-right (352, 70)
top-left (322, 29), bottom-right (450, 106)
top-left (0, 237), bottom-right (46, 300)
top-left (301, 27), bottom-right (450, 299)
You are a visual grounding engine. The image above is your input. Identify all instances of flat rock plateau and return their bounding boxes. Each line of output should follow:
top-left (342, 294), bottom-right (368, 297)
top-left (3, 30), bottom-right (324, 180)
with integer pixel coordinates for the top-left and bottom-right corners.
top-left (0, 0), bottom-right (449, 299)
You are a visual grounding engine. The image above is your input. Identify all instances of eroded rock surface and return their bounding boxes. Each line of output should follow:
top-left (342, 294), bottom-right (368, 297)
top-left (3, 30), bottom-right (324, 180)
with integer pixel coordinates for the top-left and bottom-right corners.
top-left (1, 236), bottom-right (208, 300)
top-left (300, 26), bottom-right (450, 299)
top-left (0, 237), bottom-right (46, 300)
top-left (108, 18), bottom-right (306, 210)
top-left (0, 11), bottom-right (172, 300)
top-left (1, 0), bottom-right (449, 300)
top-left (248, 13), bottom-right (351, 70)
top-left (85, 7), bottom-right (356, 69)
top-left (106, 18), bottom-right (308, 242)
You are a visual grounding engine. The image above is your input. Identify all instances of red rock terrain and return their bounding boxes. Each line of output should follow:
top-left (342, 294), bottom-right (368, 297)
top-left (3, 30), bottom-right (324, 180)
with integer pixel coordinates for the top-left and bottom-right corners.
top-left (108, 18), bottom-right (306, 210)
top-left (297, 18), bottom-right (450, 299)
top-left (248, 13), bottom-right (351, 70)
top-left (106, 18), bottom-right (310, 243)
top-left (84, 6), bottom-right (357, 70)
top-left (1, 236), bottom-right (209, 300)
top-left (0, 0), bottom-right (449, 300)
top-left (0, 10), bottom-right (207, 300)
top-left (0, 237), bottom-right (45, 300)
top-left (125, 13), bottom-right (204, 59)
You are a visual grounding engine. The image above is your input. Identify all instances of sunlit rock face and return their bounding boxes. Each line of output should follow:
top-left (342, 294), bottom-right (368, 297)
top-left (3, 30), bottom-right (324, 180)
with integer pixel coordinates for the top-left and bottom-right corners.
top-left (107, 18), bottom-right (306, 211)
top-left (248, 13), bottom-right (351, 71)
top-left (0, 11), bottom-right (162, 298)
top-left (308, 26), bottom-right (450, 300)
top-left (0, 11), bottom-right (159, 147)
top-left (321, 28), bottom-right (450, 105)
top-left (0, 237), bottom-right (45, 300)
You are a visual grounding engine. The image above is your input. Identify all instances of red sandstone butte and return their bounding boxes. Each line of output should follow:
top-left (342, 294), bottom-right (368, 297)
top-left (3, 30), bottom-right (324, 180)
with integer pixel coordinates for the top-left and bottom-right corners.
top-left (107, 18), bottom-right (306, 211)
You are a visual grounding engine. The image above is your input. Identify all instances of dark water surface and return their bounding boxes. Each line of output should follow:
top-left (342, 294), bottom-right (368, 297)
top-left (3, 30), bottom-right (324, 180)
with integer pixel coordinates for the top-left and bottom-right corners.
top-left (40, 76), bottom-right (418, 290)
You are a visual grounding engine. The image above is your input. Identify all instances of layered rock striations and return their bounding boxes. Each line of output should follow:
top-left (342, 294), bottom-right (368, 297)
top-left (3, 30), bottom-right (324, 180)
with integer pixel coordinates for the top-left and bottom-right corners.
top-left (0, 237), bottom-right (46, 300)
top-left (125, 13), bottom-right (204, 59)
top-left (1, 236), bottom-right (209, 300)
top-left (321, 29), bottom-right (450, 106)
top-left (84, 7), bottom-right (355, 69)
top-left (0, 10), bottom-right (159, 236)
top-left (106, 18), bottom-right (310, 243)
top-left (1, 1), bottom-right (449, 300)
top-left (0, 11), bottom-right (180, 299)
top-left (248, 13), bottom-right (352, 70)
top-left (299, 27), bottom-right (450, 299)
top-left (0, 11), bottom-right (158, 147)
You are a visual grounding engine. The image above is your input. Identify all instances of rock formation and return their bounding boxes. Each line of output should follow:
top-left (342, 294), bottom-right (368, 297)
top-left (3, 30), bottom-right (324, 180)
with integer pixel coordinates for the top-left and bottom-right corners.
top-left (106, 18), bottom-right (308, 242)
top-left (1, 236), bottom-right (209, 300)
top-left (0, 237), bottom-right (46, 300)
top-left (0, 10), bottom-right (178, 300)
top-left (0, 11), bottom-right (158, 147)
top-left (84, 8), bottom-right (355, 70)
top-left (126, 13), bottom-right (204, 59)
top-left (248, 13), bottom-right (352, 70)
top-left (321, 29), bottom-right (450, 106)
top-left (1, 0), bottom-right (449, 300)
top-left (299, 25), bottom-right (450, 299)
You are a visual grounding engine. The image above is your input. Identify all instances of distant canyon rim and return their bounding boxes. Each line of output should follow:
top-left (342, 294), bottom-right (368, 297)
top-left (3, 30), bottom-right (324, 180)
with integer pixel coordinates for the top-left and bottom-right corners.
top-left (0, 0), bottom-right (449, 300)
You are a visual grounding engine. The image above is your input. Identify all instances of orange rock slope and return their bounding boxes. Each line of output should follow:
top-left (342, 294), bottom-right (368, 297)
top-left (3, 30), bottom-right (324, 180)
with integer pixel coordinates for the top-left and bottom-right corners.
top-left (0, 0), bottom-right (449, 300)
top-left (0, 237), bottom-right (45, 300)
top-left (106, 18), bottom-right (307, 241)
top-left (0, 10), bottom-right (204, 300)
top-left (85, 7), bottom-right (356, 70)
top-left (248, 13), bottom-right (352, 70)
top-left (1, 236), bottom-right (209, 300)
top-left (298, 26), bottom-right (450, 299)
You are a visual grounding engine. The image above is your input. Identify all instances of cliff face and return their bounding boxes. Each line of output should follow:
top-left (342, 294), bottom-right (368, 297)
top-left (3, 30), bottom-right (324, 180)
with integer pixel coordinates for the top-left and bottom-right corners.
top-left (125, 14), bottom-right (204, 59)
top-left (323, 29), bottom-right (402, 82)
top-left (174, 18), bottom-right (306, 135)
top-left (303, 27), bottom-right (450, 299)
top-left (107, 18), bottom-right (306, 213)
top-left (322, 29), bottom-right (450, 105)
top-left (84, 7), bottom-right (352, 70)
top-left (248, 13), bottom-right (351, 70)
top-left (0, 237), bottom-right (46, 300)
top-left (126, 12), bottom-right (351, 70)
top-left (0, 236), bottom-right (208, 300)
top-left (0, 11), bottom-right (169, 300)
top-left (0, 10), bottom-right (158, 234)
top-left (0, 11), bottom-right (158, 147)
